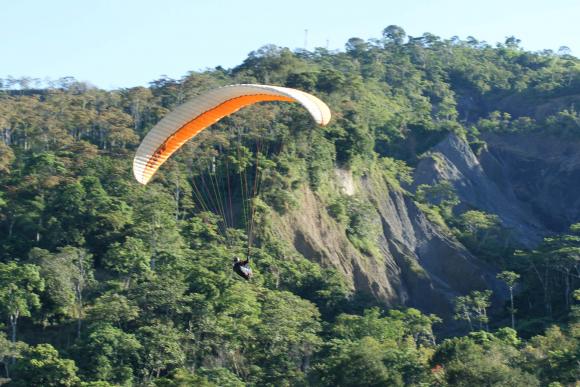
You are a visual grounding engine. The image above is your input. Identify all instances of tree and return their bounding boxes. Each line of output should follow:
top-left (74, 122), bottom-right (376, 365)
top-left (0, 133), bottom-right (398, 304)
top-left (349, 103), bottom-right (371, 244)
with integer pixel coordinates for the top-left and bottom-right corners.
top-left (497, 271), bottom-right (520, 329)
top-left (471, 290), bottom-right (493, 331)
top-left (1, 25), bottom-right (580, 387)
top-left (285, 72), bottom-right (317, 91)
top-left (83, 178), bottom-right (133, 248)
top-left (332, 307), bottom-right (404, 343)
top-left (94, 106), bottom-right (138, 150)
top-left (309, 337), bottom-right (405, 387)
top-left (504, 36), bottom-right (522, 49)
top-left (128, 273), bottom-right (192, 322)
top-left (388, 308), bottom-right (441, 346)
top-left (196, 367), bottom-right (245, 387)
top-left (253, 290), bottom-right (322, 385)
top-left (455, 210), bottom-right (510, 261)
top-left (77, 324), bottom-right (141, 385)
top-left (103, 237), bottom-right (151, 288)
top-left (153, 368), bottom-right (217, 387)
top-left (432, 333), bottom-right (539, 387)
top-left (516, 225), bottom-right (580, 320)
top-left (10, 344), bottom-right (80, 387)
top-left (0, 332), bottom-right (27, 379)
top-left (85, 293), bottom-right (140, 329)
top-left (454, 290), bottom-right (493, 331)
top-left (0, 143), bottom-right (14, 174)
top-left (131, 186), bottom-right (185, 268)
top-left (382, 25), bottom-right (406, 45)
top-left (345, 37), bottom-right (368, 57)
top-left (522, 325), bottom-right (579, 384)
top-left (188, 281), bottom-right (260, 377)
top-left (415, 181), bottom-right (459, 219)
top-left (454, 295), bottom-right (473, 331)
top-left (315, 308), bottom-right (435, 385)
top-left (29, 246), bottom-right (93, 337)
top-left (137, 323), bottom-right (186, 381)
top-left (0, 262), bottom-right (44, 343)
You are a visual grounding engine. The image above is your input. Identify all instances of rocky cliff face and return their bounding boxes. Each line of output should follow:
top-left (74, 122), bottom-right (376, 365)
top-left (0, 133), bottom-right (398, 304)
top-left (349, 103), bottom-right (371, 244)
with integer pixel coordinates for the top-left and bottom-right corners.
top-left (269, 131), bottom-right (580, 322)
top-left (270, 167), bottom-right (504, 321)
top-left (481, 132), bottom-right (580, 233)
top-left (413, 134), bottom-right (546, 247)
top-left (414, 132), bottom-right (580, 243)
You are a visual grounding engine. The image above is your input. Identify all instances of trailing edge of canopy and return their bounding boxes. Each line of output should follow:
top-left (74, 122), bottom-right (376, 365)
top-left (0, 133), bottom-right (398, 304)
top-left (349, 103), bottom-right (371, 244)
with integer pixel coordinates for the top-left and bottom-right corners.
top-left (133, 84), bottom-right (331, 185)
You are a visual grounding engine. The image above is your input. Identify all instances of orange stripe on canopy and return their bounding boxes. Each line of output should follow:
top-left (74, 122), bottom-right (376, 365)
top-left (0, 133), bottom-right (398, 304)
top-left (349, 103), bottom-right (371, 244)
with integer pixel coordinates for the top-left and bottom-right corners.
top-left (142, 94), bottom-right (294, 183)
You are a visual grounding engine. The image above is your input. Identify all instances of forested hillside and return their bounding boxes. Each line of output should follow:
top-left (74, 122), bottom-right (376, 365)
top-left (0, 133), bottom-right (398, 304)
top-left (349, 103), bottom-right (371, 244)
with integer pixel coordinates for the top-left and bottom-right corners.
top-left (0, 26), bottom-right (579, 386)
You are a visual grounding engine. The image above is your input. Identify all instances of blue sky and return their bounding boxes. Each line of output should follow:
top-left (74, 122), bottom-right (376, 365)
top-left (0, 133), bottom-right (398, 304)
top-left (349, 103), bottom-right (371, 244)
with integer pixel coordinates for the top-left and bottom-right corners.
top-left (2, 0), bottom-right (578, 89)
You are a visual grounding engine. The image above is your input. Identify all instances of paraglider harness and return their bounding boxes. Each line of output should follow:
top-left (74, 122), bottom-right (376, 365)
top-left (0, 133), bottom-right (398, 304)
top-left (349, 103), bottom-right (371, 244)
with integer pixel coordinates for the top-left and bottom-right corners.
top-left (233, 256), bottom-right (253, 280)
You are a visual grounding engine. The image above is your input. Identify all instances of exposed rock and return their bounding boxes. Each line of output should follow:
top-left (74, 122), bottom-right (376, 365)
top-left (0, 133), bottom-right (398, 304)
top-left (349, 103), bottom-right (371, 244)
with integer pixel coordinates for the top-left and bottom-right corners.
top-left (268, 130), bottom-right (580, 325)
top-left (270, 167), bottom-right (505, 323)
top-left (413, 133), bottom-right (546, 246)
top-left (414, 132), bottom-right (580, 243)
top-left (363, 175), bottom-right (505, 317)
top-left (482, 132), bottom-right (580, 232)
top-left (335, 168), bottom-right (355, 196)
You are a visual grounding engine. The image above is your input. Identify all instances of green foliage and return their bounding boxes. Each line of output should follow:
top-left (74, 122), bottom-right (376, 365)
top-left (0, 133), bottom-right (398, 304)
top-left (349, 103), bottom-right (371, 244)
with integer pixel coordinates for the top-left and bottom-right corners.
top-left (137, 323), bottom-right (186, 381)
top-left (10, 344), bottom-right (80, 387)
top-left (311, 307), bottom-right (438, 386)
top-left (0, 332), bottom-right (27, 379)
top-left (432, 332), bottom-right (540, 386)
top-left (103, 236), bottom-right (151, 281)
top-left (76, 324), bottom-right (141, 385)
top-left (508, 224), bottom-right (580, 329)
top-left (413, 180), bottom-right (461, 230)
top-left (307, 130), bottom-right (335, 190)
top-left (497, 271), bottom-right (520, 288)
top-left (310, 337), bottom-right (407, 387)
top-left (415, 180), bottom-right (459, 219)
top-left (1, 26), bottom-right (579, 386)
top-left (154, 367), bottom-right (245, 387)
top-left (196, 367), bottom-right (245, 387)
top-left (285, 71), bottom-right (318, 92)
top-left (332, 307), bottom-right (405, 343)
top-left (337, 196), bottom-right (382, 257)
top-left (255, 242), bottom-right (351, 318)
top-left (29, 246), bottom-right (93, 323)
top-left (252, 290), bottom-right (322, 385)
top-left (522, 325), bottom-right (580, 384)
top-left (0, 262), bottom-right (44, 342)
top-left (454, 290), bottom-right (493, 331)
top-left (380, 157), bottom-right (414, 187)
top-left (453, 210), bottom-right (514, 263)
top-left (0, 143), bottom-right (15, 174)
top-left (85, 293), bottom-right (140, 329)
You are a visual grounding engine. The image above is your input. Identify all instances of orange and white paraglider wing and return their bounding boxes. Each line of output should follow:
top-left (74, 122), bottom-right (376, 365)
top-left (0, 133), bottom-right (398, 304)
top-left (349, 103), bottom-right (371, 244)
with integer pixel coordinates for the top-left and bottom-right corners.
top-left (132, 84), bottom-right (331, 185)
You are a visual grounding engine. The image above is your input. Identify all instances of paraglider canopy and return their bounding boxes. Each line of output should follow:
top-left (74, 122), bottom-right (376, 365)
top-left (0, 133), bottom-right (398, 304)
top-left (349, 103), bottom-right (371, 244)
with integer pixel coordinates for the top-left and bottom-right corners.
top-left (133, 84), bottom-right (331, 185)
